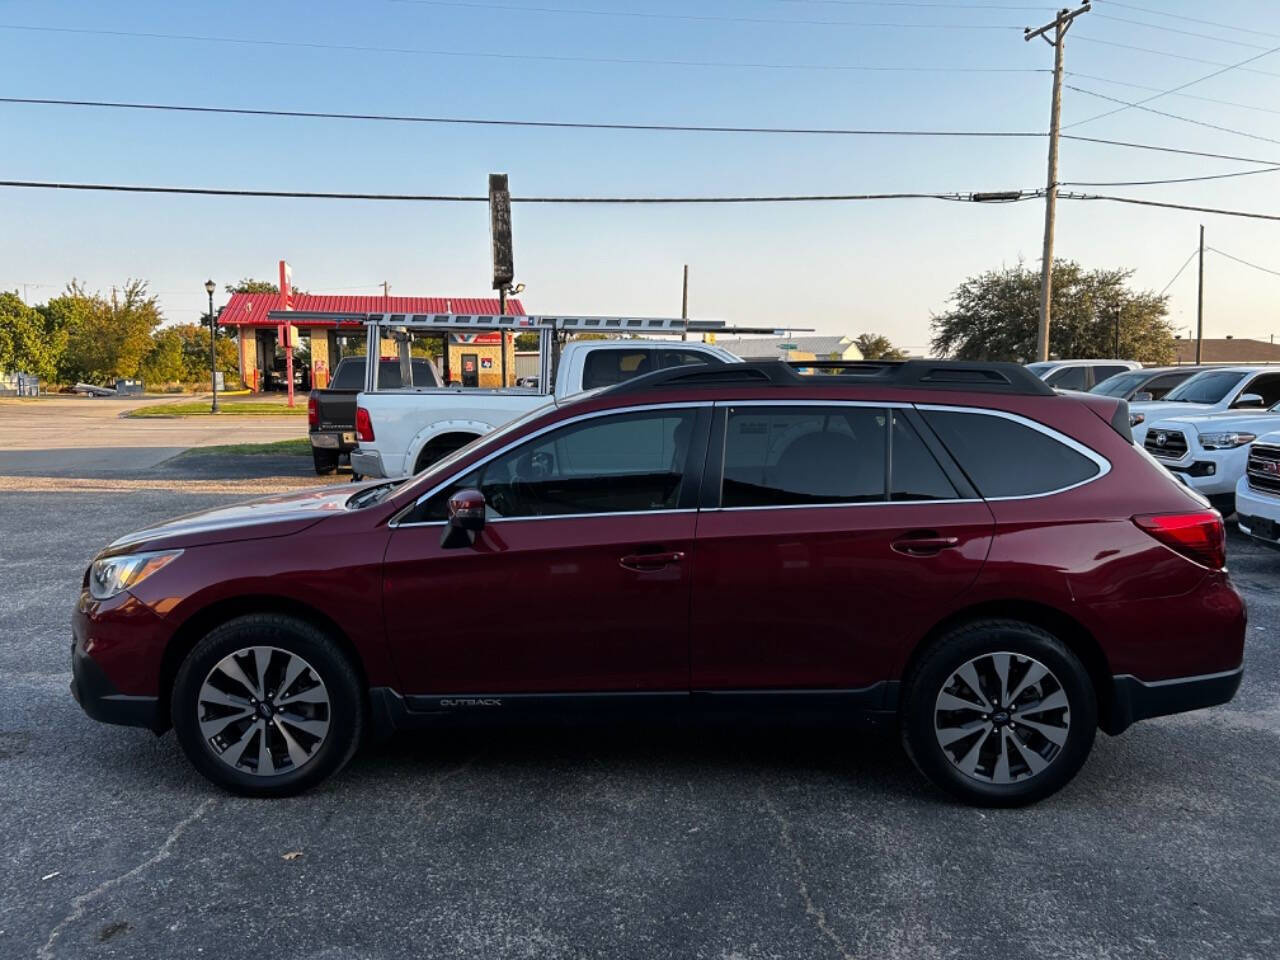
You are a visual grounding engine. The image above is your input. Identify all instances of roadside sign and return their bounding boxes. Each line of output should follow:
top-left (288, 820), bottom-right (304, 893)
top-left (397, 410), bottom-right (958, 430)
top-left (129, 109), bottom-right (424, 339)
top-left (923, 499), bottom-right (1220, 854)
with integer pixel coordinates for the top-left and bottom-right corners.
top-left (481, 357), bottom-right (494, 369)
top-left (779, 342), bottom-right (798, 351)
top-left (489, 173), bottom-right (514, 290)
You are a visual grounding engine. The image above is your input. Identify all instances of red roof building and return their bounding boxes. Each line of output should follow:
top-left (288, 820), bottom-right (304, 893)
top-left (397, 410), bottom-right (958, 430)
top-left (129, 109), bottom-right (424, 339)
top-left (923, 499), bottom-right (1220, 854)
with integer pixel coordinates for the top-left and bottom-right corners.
top-left (220, 292), bottom-right (526, 391)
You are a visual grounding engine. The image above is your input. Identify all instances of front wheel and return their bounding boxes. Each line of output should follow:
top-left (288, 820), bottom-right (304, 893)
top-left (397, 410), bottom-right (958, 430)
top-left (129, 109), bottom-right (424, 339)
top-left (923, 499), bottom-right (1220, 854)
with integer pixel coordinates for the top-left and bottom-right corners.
top-left (900, 619), bottom-right (1097, 807)
top-left (171, 615), bottom-right (365, 797)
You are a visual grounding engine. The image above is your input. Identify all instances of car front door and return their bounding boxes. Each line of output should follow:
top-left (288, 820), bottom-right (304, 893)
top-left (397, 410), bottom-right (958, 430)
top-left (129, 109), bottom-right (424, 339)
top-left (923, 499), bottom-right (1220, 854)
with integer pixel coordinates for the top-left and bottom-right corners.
top-left (690, 403), bottom-right (995, 692)
top-left (382, 405), bottom-right (710, 695)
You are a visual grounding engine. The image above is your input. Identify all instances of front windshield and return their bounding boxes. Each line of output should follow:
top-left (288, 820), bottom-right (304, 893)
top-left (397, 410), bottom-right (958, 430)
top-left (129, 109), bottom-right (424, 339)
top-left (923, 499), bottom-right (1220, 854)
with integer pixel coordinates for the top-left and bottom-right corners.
top-left (1091, 371), bottom-right (1147, 398)
top-left (1162, 370), bottom-right (1243, 405)
top-left (392, 398), bottom-right (559, 501)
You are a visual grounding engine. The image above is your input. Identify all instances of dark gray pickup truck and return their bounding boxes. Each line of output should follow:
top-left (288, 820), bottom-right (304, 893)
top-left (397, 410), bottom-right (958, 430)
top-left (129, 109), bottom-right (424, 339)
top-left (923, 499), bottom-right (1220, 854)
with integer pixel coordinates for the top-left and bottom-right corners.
top-left (307, 356), bottom-right (441, 475)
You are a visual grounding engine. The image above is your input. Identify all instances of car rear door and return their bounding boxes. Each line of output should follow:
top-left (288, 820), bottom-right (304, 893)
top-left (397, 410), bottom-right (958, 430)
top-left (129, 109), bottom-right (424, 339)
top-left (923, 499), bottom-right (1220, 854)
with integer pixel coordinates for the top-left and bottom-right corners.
top-left (382, 405), bottom-right (711, 694)
top-left (689, 403), bottom-right (994, 692)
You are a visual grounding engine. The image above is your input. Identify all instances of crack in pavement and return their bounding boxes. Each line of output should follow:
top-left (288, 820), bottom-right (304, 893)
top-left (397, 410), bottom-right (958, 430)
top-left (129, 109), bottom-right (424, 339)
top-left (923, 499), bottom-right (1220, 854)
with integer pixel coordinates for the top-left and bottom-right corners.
top-left (760, 788), bottom-right (857, 960)
top-left (37, 798), bottom-right (217, 960)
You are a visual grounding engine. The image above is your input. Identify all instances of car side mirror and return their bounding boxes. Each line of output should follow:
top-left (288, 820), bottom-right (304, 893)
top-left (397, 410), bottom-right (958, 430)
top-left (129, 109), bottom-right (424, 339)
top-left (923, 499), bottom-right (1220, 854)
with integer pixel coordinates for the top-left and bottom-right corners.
top-left (1233, 393), bottom-right (1265, 409)
top-left (440, 488), bottom-right (485, 549)
top-left (1132, 391), bottom-right (1153, 402)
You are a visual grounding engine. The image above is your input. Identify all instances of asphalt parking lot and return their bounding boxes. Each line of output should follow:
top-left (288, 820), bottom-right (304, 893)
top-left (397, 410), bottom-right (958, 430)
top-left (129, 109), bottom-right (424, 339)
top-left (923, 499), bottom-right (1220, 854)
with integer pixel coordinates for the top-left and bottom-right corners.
top-left (1, 467), bottom-right (1278, 958)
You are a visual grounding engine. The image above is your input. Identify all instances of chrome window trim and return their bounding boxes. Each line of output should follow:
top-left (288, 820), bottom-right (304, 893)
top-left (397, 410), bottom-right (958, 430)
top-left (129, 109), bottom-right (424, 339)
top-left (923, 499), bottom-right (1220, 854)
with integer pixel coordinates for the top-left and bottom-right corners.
top-left (916, 403), bottom-right (1112, 500)
top-left (706, 498), bottom-right (985, 514)
top-left (390, 401), bottom-right (712, 528)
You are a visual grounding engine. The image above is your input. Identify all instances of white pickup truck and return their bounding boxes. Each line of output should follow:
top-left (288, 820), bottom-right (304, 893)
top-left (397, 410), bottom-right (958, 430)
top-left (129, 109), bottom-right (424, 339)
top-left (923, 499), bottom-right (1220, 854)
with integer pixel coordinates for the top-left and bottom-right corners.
top-left (350, 336), bottom-right (739, 479)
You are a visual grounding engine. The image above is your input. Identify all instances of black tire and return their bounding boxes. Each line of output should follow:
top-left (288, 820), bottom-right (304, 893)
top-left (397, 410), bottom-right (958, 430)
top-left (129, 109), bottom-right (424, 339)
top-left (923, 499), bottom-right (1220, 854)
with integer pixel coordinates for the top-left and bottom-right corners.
top-left (900, 619), bottom-right (1097, 807)
top-left (171, 614), bottom-right (365, 798)
top-left (312, 448), bottom-right (340, 475)
top-left (414, 433), bottom-right (477, 474)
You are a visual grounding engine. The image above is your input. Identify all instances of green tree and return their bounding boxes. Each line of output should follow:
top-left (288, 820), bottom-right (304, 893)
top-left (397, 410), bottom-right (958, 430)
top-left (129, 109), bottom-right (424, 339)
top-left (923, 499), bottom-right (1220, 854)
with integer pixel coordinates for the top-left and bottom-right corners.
top-left (140, 327), bottom-right (188, 385)
top-left (50, 280), bottom-right (165, 384)
top-left (164, 322), bottom-right (239, 384)
top-left (514, 332), bottom-right (539, 351)
top-left (930, 260), bottom-right (1175, 364)
top-left (854, 333), bottom-right (909, 361)
top-left (225, 278), bottom-right (280, 294)
top-left (0, 291), bottom-right (61, 381)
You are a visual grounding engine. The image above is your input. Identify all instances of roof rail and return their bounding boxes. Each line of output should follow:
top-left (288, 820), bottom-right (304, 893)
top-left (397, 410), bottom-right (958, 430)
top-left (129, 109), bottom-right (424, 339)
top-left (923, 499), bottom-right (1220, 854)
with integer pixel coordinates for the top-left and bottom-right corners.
top-left (605, 359), bottom-right (1055, 397)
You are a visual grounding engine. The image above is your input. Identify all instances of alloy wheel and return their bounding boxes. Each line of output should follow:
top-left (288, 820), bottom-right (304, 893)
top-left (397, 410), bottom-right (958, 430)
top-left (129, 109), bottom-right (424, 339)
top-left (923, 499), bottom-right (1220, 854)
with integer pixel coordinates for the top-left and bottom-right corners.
top-left (197, 646), bottom-right (331, 777)
top-left (933, 651), bottom-right (1071, 785)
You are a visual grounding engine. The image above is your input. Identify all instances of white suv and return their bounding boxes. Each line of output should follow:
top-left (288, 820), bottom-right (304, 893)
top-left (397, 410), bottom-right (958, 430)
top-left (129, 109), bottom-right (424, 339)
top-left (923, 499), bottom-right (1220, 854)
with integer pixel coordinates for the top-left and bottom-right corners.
top-left (1236, 432), bottom-right (1280, 549)
top-left (1026, 359), bottom-right (1140, 392)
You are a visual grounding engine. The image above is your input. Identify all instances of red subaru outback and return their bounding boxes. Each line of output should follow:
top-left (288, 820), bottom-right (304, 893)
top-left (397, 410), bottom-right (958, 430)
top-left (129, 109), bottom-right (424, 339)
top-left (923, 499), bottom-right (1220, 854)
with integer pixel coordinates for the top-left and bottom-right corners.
top-left (72, 360), bottom-right (1245, 806)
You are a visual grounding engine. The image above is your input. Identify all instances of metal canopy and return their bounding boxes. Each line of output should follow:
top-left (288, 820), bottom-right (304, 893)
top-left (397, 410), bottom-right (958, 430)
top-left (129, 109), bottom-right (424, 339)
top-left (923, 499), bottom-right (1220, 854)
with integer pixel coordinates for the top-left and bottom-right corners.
top-left (265, 310), bottom-right (807, 337)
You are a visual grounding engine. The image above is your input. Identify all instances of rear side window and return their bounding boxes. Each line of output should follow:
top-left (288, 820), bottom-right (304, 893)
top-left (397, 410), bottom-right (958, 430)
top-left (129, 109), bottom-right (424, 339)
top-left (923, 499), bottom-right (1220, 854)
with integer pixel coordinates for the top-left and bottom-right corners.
top-left (1091, 365), bottom-right (1131, 383)
top-left (891, 412), bottom-right (958, 501)
top-left (662, 349), bottom-right (717, 369)
top-left (582, 350), bottom-right (657, 389)
top-left (1045, 366), bottom-right (1087, 391)
top-left (722, 406), bottom-right (886, 507)
top-left (921, 410), bottom-right (1100, 498)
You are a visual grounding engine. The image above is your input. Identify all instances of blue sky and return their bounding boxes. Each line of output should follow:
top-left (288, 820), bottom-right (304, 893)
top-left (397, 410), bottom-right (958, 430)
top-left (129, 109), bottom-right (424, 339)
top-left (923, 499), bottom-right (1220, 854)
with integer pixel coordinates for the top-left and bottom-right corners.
top-left (3, 0), bottom-right (1280, 352)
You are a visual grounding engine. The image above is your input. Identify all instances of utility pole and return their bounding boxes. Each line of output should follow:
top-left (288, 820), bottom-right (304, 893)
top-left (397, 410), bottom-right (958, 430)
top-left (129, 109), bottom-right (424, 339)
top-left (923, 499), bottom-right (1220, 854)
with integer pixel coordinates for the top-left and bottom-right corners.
top-left (1025, 2), bottom-right (1091, 362)
top-left (680, 264), bottom-right (689, 341)
top-left (1196, 224), bottom-right (1205, 364)
top-left (381, 281), bottom-right (391, 299)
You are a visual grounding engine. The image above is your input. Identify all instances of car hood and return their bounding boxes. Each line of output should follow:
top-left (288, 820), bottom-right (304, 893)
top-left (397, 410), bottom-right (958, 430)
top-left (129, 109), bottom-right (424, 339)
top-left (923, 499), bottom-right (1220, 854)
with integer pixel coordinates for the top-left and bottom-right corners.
top-left (1148, 410), bottom-right (1280, 436)
top-left (1129, 400), bottom-right (1215, 421)
top-left (106, 483), bottom-right (364, 553)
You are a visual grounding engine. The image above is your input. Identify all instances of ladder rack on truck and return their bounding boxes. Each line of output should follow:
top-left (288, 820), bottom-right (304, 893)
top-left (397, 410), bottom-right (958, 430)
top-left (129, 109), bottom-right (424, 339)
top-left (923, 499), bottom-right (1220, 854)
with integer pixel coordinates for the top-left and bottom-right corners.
top-left (266, 310), bottom-right (808, 394)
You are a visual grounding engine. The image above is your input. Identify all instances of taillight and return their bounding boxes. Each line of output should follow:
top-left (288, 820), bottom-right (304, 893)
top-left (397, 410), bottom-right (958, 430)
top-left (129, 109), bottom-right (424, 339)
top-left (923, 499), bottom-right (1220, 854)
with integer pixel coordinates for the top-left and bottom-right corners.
top-left (355, 406), bottom-right (375, 442)
top-left (307, 394), bottom-right (318, 427)
top-left (1133, 511), bottom-right (1226, 570)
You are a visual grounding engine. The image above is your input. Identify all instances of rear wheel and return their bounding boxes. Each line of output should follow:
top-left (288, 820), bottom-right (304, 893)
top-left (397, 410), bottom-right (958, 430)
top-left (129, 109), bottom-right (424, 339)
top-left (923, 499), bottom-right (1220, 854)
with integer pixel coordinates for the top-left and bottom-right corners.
top-left (414, 433), bottom-right (477, 474)
top-left (312, 448), bottom-right (339, 475)
top-left (900, 619), bottom-right (1097, 807)
top-left (171, 614), bottom-right (364, 797)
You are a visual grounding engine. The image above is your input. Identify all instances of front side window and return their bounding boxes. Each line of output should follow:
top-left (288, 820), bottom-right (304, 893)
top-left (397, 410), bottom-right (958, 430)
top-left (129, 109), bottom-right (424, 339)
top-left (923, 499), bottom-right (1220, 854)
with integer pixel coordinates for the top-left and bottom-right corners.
top-left (1045, 366), bottom-right (1088, 390)
top-left (722, 406), bottom-right (887, 507)
top-left (891, 412), bottom-right (958, 501)
top-left (1090, 371), bottom-right (1146, 398)
top-left (415, 409), bottom-right (697, 521)
top-left (581, 350), bottom-right (657, 390)
top-left (1163, 370), bottom-right (1244, 404)
top-left (1144, 372), bottom-right (1191, 399)
top-left (1240, 373), bottom-right (1280, 408)
top-left (922, 410), bottom-right (1100, 498)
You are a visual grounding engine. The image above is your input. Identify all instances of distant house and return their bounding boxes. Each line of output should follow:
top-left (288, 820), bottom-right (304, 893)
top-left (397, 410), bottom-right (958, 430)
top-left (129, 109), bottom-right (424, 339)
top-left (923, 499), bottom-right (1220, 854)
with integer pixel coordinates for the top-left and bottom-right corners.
top-left (715, 335), bottom-right (863, 363)
top-left (1173, 338), bottom-right (1280, 365)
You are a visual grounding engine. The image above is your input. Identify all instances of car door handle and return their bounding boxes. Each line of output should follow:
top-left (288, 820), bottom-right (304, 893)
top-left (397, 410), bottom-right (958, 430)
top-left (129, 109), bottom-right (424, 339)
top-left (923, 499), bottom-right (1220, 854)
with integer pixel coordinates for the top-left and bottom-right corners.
top-left (891, 533), bottom-right (960, 557)
top-left (619, 550), bottom-right (686, 571)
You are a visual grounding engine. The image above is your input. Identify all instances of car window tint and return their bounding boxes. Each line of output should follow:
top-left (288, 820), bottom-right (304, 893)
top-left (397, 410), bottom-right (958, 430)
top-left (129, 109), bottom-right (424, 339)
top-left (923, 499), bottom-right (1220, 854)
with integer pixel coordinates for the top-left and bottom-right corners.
top-left (662, 350), bottom-right (716, 369)
top-left (420, 410), bottom-right (697, 520)
top-left (581, 350), bottom-right (656, 390)
top-left (1045, 366), bottom-right (1088, 390)
top-left (1145, 372), bottom-right (1191, 399)
top-left (1090, 371), bottom-right (1146, 398)
top-left (922, 410), bottom-right (1099, 498)
top-left (1242, 373), bottom-right (1280, 407)
top-left (1164, 370), bottom-right (1242, 404)
top-left (722, 406), bottom-right (886, 507)
top-left (1092, 365), bottom-right (1130, 383)
top-left (329, 359), bottom-right (365, 390)
top-left (891, 412), bottom-right (958, 501)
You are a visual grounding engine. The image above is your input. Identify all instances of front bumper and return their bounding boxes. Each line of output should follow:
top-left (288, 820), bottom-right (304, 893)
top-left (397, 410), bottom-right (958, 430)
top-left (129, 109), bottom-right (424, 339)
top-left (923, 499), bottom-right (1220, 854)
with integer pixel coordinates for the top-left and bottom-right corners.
top-left (1104, 666), bottom-right (1243, 735)
top-left (1153, 444), bottom-right (1250, 497)
top-left (349, 448), bottom-right (389, 478)
top-left (1236, 476), bottom-right (1280, 549)
top-left (71, 642), bottom-right (161, 731)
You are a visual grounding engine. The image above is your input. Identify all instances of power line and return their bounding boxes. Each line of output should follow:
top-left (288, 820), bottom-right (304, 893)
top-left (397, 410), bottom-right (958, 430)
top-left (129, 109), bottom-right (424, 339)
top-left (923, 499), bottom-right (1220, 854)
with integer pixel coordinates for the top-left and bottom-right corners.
top-left (1091, 12), bottom-right (1269, 51)
top-left (1072, 37), bottom-right (1280, 80)
top-left (1068, 71), bottom-right (1280, 118)
top-left (1065, 84), bottom-right (1280, 147)
top-left (1063, 41), bottom-right (1280, 130)
top-left (1061, 165), bottom-right (1280, 188)
top-left (775, 1), bottom-right (1055, 8)
top-left (1063, 135), bottom-right (1280, 169)
top-left (0, 23), bottom-right (1045, 73)
top-left (0, 96), bottom-right (1048, 138)
top-left (1060, 192), bottom-right (1280, 224)
top-left (1158, 249), bottom-right (1200, 296)
top-left (0, 178), bottom-right (1039, 204)
top-left (389, 0), bottom-right (1025, 29)
top-left (1208, 247), bottom-right (1280, 280)
top-left (1099, 2), bottom-right (1280, 41)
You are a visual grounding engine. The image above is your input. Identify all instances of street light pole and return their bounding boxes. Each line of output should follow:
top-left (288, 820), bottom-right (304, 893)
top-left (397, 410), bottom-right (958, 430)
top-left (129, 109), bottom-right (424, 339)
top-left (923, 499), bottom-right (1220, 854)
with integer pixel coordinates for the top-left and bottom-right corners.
top-left (205, 279), bottom-right (220, 413)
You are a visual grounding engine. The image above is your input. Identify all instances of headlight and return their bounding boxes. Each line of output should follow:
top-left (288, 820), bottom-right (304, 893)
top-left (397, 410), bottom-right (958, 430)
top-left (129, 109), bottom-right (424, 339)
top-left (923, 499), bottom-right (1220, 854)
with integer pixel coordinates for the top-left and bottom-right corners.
top-left (1199, 432), bottom-right (1256, 450)
top-left (88, 550), bottom-right (182, 600)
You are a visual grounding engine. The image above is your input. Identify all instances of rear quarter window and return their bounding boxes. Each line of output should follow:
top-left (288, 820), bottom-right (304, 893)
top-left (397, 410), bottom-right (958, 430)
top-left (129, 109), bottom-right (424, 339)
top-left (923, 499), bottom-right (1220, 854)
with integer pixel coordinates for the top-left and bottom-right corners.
top-left (921, 410), bottom-right (1101, 498)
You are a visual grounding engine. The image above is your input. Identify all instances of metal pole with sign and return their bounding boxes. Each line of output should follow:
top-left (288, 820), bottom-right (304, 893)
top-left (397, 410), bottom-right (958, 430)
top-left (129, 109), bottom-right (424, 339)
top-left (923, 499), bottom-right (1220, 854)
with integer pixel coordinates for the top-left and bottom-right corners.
top-left (490, 174), bottom-right (513, 387)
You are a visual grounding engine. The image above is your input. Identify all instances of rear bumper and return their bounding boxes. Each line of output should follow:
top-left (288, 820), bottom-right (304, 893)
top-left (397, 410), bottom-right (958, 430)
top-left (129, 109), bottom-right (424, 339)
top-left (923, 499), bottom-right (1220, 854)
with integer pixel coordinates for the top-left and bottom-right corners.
top-left (70, 643), bottom-right (161, 732)
top-left (310, 430), bottom-right (356, 453)
top-left (350, 448), bottom-right (389, 478)
top-left (1104, 666), bottom-right (1243, 735)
